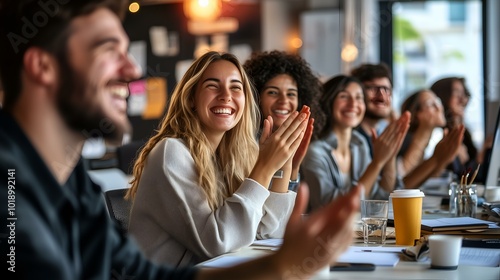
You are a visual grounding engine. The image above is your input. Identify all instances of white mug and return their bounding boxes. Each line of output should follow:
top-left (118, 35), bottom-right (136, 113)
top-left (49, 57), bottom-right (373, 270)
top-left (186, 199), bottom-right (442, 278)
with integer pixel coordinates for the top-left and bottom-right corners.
top-left (429, 235), bottom-right (463, 270)
top-left (484, 186), bottom-right (500, 202)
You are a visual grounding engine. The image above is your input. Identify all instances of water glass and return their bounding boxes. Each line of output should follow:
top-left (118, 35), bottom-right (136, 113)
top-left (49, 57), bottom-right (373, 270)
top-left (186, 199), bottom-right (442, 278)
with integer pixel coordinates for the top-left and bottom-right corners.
top-left (361, 200), bottom-right (389, 245)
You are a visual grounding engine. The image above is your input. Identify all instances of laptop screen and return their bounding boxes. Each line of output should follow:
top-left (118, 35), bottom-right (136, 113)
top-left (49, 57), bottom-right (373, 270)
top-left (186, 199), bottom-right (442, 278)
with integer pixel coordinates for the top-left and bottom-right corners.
top-left (485, 107), bottom-right (500, 186)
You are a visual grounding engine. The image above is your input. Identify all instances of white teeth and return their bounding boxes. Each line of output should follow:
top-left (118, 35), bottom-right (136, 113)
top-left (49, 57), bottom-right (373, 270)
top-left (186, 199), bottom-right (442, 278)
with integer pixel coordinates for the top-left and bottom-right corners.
top-left (212, 108), bottom-right (232, 114)
top-left (274, 110), bottom-right (290, 115)
top-left (110, 87), bottom-right (129, 99)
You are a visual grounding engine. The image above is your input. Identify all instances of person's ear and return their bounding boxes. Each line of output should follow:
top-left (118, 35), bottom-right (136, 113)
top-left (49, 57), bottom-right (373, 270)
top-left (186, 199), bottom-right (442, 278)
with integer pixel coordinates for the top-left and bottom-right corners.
top-left (23, 47), bottom-right (57, 87)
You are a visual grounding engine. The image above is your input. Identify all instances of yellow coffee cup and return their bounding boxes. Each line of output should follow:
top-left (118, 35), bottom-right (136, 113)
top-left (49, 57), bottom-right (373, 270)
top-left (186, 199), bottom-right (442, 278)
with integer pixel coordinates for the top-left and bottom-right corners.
top-left (390, 190), bottom-right (425, 246)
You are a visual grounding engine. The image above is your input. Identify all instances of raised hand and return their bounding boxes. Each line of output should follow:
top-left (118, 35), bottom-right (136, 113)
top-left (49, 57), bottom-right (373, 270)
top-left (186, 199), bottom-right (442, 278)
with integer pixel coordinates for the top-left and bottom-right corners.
top-left (372, 111), bottom-right (411, 166)
top-left (197, 183), bottom-right (361, 280)
top-left (276, 183), bottom-right (361, 278)
top-left (249, 106), bottom-right (310, 187)
top-left (433, 125), bottom-right (465, 167)
top-left (292, 107), bottom-right (314, 173)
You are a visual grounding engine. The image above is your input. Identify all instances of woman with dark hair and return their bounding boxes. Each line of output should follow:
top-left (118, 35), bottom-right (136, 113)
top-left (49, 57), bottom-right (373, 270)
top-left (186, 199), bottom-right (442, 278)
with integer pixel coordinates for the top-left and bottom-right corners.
top-left (244, 50), bottom-right (325, 191)
top-left (397, 89), bottom-right (447, 176)
top-left (431, 77), bottom-right (477, 174)
top-left (302, 75), bottom-right (410, 211)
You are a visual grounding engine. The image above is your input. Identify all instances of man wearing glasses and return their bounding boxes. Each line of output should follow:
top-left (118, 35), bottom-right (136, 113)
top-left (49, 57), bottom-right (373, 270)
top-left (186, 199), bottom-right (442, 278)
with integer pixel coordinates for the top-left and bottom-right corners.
top-left (351, 64), bottom-right (464, 189)
top-left (351, 63), bottom-right (395, 153)
top-left (351, 64), bottom-right (402, 191)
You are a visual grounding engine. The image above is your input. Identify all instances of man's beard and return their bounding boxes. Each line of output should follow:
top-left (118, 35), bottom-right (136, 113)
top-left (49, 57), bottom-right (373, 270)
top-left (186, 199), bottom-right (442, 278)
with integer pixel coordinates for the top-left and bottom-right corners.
top-left (56, 57), bottom-right (129, 144)
top-left (364, 107), bottom-right (390, 121)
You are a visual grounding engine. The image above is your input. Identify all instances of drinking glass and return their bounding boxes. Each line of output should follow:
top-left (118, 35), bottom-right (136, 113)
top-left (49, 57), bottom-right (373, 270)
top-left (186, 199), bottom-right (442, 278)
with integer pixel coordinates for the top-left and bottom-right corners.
top-left (361, 200), bottom-right (389, 245)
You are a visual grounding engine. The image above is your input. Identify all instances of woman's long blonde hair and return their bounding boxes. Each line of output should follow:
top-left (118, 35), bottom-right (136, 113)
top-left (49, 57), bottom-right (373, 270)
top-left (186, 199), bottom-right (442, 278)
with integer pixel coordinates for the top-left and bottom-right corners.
top-left (126, 52), bottom-right (260, 210)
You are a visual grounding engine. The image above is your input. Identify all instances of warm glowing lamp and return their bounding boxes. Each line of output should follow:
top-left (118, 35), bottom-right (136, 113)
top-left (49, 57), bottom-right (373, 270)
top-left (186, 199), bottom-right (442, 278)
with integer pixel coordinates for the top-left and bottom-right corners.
top-left (184, 0), bottom-right (222, 22)
top-left (129, 2), bottom-right (140, 13)
top-left (290, 37), bottom-right (303, 49)
top-left (341, 43), bottom-right (358, 62)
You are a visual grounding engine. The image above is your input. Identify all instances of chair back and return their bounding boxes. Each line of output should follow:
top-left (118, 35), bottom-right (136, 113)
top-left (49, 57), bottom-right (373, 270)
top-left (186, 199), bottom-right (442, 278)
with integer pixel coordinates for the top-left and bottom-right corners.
top-left (104, 188), bottom-right (131, 234)
top-left (116, 141), bottom-right (145, 175)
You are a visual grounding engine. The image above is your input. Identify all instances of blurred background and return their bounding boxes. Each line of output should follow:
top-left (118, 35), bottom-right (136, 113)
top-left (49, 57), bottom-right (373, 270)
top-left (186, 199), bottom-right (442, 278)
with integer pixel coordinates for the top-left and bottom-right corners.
top-left (84, 0), bottom-right (500, 169)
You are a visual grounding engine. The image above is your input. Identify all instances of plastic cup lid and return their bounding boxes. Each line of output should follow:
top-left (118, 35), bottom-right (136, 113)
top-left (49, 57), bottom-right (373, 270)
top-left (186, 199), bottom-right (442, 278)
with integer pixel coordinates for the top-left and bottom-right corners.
top-left (389, 189), bottom-right (425, 198)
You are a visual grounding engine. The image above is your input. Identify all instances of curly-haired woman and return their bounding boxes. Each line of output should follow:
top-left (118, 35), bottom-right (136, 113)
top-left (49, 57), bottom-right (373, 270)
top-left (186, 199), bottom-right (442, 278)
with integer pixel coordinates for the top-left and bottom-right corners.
top-left (243, 50), bottom-right (325, 191)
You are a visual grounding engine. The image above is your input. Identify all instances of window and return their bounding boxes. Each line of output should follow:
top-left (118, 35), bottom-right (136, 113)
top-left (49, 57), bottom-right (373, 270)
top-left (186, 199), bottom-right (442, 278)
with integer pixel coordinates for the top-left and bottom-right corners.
top-left (449, 1), bottom-right (466, 23)
top-left (391, 0), bottom-right (484, 147)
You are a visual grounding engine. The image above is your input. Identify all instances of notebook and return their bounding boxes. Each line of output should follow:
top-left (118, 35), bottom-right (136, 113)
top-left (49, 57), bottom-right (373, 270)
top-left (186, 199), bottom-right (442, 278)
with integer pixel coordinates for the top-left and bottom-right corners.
top-left (421, 217), bottom-right (494, 232)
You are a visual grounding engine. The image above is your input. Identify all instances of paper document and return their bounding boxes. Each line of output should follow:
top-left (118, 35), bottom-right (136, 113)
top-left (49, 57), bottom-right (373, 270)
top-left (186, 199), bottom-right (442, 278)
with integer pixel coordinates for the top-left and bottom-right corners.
top-left (201, 245), bottom-right (403, 268)
top-left (200, 256), bottom-right (253, 268)
top-left (336, 246), bottom-right (402, 267)
top-left (252, 238), bottom-right (283, 247)
top-left (350, 246), bottom-right (405, 253)
top-left (460, 247), bottom-right (500, 267)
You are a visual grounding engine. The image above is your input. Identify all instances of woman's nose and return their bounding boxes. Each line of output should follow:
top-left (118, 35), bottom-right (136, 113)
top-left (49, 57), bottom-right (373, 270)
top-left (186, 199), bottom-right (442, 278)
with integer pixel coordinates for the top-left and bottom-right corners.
top-left (218, 87), bottom-right (232, 102)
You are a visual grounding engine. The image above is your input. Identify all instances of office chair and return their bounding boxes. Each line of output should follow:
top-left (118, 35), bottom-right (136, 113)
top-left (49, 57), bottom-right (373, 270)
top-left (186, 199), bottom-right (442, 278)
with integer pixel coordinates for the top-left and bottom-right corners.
top-left (116, 141), bottom-right (145, 175)
top-left (103, 188), bottom-right (131, 235)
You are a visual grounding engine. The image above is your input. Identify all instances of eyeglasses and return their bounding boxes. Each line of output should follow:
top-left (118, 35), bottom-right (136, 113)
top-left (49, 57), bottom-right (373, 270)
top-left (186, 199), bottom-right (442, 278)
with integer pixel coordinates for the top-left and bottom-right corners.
top-left (365, 85), bottom-right (392, 96)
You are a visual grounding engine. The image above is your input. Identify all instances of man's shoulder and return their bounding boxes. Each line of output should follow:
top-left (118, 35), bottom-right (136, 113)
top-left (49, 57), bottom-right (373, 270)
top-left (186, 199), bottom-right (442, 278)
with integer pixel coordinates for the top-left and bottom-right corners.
top-left (0, 114), bottom-right (34, 169)
top-left (353, 125), bottom-right (368, 138)
top-left (0, 125), bottom-right (23, 169)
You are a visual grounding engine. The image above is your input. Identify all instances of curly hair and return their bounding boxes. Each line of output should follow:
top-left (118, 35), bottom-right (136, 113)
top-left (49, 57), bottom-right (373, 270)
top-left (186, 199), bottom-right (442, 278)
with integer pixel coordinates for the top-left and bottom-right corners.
top-left (243, 50), bottom-right (325, 139)
top-left (126, 51), bottom-right (260, 210)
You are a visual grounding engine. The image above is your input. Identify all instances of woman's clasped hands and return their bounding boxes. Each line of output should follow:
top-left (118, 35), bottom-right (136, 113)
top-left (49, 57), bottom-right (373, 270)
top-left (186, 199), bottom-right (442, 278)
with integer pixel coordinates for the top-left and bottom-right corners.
top-left (249, 106), bottom-right (311, 189)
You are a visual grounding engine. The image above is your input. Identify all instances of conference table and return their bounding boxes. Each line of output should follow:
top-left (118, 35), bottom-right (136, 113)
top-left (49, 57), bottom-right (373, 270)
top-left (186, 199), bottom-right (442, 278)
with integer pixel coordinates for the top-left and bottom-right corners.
top-left (198, 241), bottom-right (500, 280)
top-left (198, 185), bottom-right (499, 279)
top-left (198, 200), bottom-right (499, 280)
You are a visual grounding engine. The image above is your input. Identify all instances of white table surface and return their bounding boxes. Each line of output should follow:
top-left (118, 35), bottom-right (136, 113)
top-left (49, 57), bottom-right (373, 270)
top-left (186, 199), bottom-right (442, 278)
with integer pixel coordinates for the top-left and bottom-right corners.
top-left (198, 244), bottom-right (500, 280)
top-left (198, 193), bottom-right (499, 279)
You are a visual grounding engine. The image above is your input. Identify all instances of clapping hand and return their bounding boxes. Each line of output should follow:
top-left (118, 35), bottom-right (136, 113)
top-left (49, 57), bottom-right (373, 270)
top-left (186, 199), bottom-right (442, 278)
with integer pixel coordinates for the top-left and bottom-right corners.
top-left (292, 107), bottom-right (314, 172)
top-left (371, 111), bottom-right (411, 165)
top-left (275, 183), bottom-right (361, 278)
top-left (249, 106), bottom-right (310, 187)
top-left (433, 124), bottom-right (465, 166)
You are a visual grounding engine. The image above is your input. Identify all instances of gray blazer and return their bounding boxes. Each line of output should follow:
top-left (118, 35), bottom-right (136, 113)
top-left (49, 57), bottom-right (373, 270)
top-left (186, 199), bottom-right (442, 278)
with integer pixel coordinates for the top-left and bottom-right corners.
top-left (302, 130), bottom-right (391, 211)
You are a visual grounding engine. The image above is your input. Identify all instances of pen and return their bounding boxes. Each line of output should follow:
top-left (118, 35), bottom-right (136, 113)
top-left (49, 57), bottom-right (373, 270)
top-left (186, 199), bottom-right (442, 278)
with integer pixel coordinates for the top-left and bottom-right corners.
top-left (358, 249), bottom-right (403, 253)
